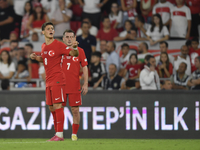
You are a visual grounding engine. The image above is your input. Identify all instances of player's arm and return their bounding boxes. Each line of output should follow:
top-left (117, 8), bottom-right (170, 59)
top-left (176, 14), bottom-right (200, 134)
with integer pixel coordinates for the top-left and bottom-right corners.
top-left (30, 53), bottom-right (43, 62)
top-left (82, 66), bottom-right (88, 95)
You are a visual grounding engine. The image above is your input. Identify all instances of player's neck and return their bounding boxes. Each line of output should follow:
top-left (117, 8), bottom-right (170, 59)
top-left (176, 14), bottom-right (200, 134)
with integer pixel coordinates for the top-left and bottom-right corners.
top-left (45, 37), bottom-right (54, 45)
top-left (94, 61), bottom-right (100, 66)
top-left (177, 4), bottom-right (184, 8)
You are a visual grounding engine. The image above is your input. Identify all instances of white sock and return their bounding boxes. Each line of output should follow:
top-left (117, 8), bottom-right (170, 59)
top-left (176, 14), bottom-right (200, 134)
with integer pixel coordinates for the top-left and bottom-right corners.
top-left (72, 134), bottom-right (76, 136)
top-left (56, 132), bottom-right (63, 138)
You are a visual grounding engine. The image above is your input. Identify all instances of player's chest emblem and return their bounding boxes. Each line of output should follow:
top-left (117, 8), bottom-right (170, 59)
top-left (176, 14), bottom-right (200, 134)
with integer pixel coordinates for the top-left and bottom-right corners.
top-left (72, 57), bottom-right (79, 62)
top-left (48, 50), bottom-right (55, 57)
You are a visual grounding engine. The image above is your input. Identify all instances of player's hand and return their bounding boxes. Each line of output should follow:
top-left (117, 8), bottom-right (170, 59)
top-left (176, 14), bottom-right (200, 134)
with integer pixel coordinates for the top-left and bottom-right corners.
top-left (30, 53), bottom-right (37, 60)
top-left (72, 41), bottom-right (79, 49)
top-left (81, 83), bottom-right (88, 95)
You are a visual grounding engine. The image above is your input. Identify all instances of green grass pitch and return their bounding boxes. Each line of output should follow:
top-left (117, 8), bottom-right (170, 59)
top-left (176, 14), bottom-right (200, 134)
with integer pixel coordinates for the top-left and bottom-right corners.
top-left (0, 139), bottom-right (200, 150)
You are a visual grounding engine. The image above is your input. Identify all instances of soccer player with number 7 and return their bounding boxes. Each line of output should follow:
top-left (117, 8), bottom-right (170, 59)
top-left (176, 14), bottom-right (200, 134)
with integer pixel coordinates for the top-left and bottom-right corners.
top-left (30, 22), bottom-right (79, 141)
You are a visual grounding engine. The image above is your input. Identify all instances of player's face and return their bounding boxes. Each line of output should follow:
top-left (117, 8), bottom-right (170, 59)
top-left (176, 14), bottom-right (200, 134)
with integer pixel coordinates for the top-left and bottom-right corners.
top-left (160, 43), bottom-right (167, 52)
top-left (130, 55), bottom-right (137, 65)
top-left (42, 25), bottom-right (54, 39)
top-left (150, 58), bottom-right (156, 67)
top-left (125, 22), bottom-right (132, 31)
top-left (181, 46), bottom-right (189, 56)
top-left (160, 53), bottom-right (167, 63)
top-left (154, 16), bottom-right (160, 25)
top-left (63, 32), bottom-right (75, 46)
top-left (191, 41), bottom-right (199, 50)
top-left (100, 41), bottom-right (107, 52)
top-left (122, 46), bottom-right (129, 55)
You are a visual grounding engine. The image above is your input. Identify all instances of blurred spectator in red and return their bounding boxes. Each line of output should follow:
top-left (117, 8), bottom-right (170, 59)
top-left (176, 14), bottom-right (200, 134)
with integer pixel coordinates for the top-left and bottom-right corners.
top-left (0, 0), bottom-right (15, 40)
top-left (140, 0), bottom-right (157, 23)
top-left (27, 2), bottom-right (49, 37)
top-left (78, 0), bottom-right (108, 29)
top-left (157, 52), bottom-right (173, 78)
top-left (155, 41), bottom-right (174, 66)
top-left (152, 0), bottom-right (173, 26)
top-left (109, 2), bottom-right (123, 31)
top-left (14, 60), bottom-right (29, 79)
top-left (20, 1), bottom-right (33, 41)
top-left (0, 50), bottom-right (15, 79)
top-left (186, 0), bottom-right (200, 38)
top-left (171, 62), bottom-right (189, 90)
top-left (96, 17), bottom-right (118, 41)
top-left (114, 20), bottom-right (136, 41)
top-left (51, 0), bottom-right (72, 39)
top-left (67, 0), bottom-right (82, 21)
top-left (77, 22), bottom-right (97, 65)
top-left (189, 37), bottom-right (200, 73)
top-left (76, 18), bottom-right (98, 37)
top-left (187, 56), bottom-right (200, 90)
top-left (89, 52), bottom-right (106, 89)
top-left (137, 42), bottom-right (151, 63)
top-left (174, 45), bottom-right (191, 75)
top-left (161, 80), bottom-right (172, 90)
top-left (170, 0), bottom-right (191, 39)
top-left (123, 53), bottom-right (141, 79)
top-left (119, 43), bottom-right (135, 76)
top-left (146, 14), bottom-right (169, 46)
top-left (0, 31), bottom-right (18, 45)
top-left (99, 40), bottom-right (109, 65)
top-left (134, 15), bottom-right (149, 41)
top-left (120, 0), bottom-right (137, 25)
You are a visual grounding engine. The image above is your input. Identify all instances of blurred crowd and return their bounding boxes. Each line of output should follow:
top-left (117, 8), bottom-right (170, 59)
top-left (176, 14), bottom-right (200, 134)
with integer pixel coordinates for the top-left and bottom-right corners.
top-left (0, 0), bottom-right (200, 90)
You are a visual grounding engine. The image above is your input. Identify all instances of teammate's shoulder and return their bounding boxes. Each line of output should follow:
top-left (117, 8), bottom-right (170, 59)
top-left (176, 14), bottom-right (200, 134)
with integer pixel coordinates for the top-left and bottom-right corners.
top-left (78, 47), bottom-right (84, 52)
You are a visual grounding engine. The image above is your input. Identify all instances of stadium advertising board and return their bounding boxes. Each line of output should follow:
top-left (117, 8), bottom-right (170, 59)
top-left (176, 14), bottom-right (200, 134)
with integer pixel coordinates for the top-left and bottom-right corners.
top-left (0, 91), bottom-right (200, 139)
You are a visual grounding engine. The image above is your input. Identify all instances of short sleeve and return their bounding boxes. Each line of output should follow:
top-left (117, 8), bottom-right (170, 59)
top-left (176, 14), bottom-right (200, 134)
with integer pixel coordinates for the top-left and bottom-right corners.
top-left (90, 35), bottom-right (97, 46)
top-left (59, 42), bottom-right (71, 56)
top-left (9, 62), bottom-right (16, 72)
top-left (80, 49), bottom-right (88, 67)
top-left (186, 7), bottom-right (191, 20)
top-left (117, 11), bottom-right (123, 23)
top-left (146, 25), bottom-right (151, 36)
top-left (152, 6), bottom-right (156, 14)
top-left (163, 26), bottom-right (169, 36)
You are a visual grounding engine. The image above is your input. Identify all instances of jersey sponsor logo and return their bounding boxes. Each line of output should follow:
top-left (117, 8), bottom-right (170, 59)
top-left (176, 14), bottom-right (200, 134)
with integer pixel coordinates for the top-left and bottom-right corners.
top-left (55, 97), bottom-right (60, 100)
top-left (44, 51), bottom-right (48, 54)
top-left (73, 57), bottom-right (79, 62)
top-left (66, 56), bottom-right (71, 59)
top-left (76, 101), bottom-right (80, 104)
top-left (48, 50), bottom-right (55, 57)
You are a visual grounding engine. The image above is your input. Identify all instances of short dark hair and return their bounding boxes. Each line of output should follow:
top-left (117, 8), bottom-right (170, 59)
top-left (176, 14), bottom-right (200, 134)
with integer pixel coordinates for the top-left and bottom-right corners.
top-left (185, 40), bottom-right (191, 47)
top-left (142, 42), bottom-right (148, 50)
top-left (1, 79), bottom-right (10, 90)
top-left (81, 21), bottom-right (89, 27)
top-left (18, 60), bottom-right (28, 70)
top-left (135, 15), bottom-right (145, 24)
top-left (91, 51), bottom-right (101, 58)
top-left (25, 43), bottom-right (33, 49)
top-left (41, 22), bottom-right (54, 31)
top-left (109, 63), bottom-right (117, 69)
top-left (83, 17), bottom-right (91, 23)
top-left (191, 37), bottom-right (199, 43)
top-left (121, 43), bottom-right (129, 49)
top-left (160, 41), bottom-right (168, 48)
top-left (63, 29), bottom-right (75, 36)
top-left (18, 47), bottom-right (25, 51)
top-left (102, 16), bottom-right (109, 22)
top-left (145, 55), bottom-right (154, 62)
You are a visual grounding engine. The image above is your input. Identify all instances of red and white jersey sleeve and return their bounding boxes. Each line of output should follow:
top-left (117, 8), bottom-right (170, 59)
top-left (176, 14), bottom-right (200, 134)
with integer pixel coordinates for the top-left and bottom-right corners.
top-left (152, 2), bottom-right (174, 24)
top-left (170, 5), bottom-right (191, 38)
top-left (62, 47), bottom-right (88, 93)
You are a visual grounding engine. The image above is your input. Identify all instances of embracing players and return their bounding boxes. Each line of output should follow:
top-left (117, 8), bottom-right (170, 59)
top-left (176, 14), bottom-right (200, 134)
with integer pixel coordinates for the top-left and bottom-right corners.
top-left (62, 29), bottom-right (88, 141)
top-left (30, 22), bottom-right (79, 141)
